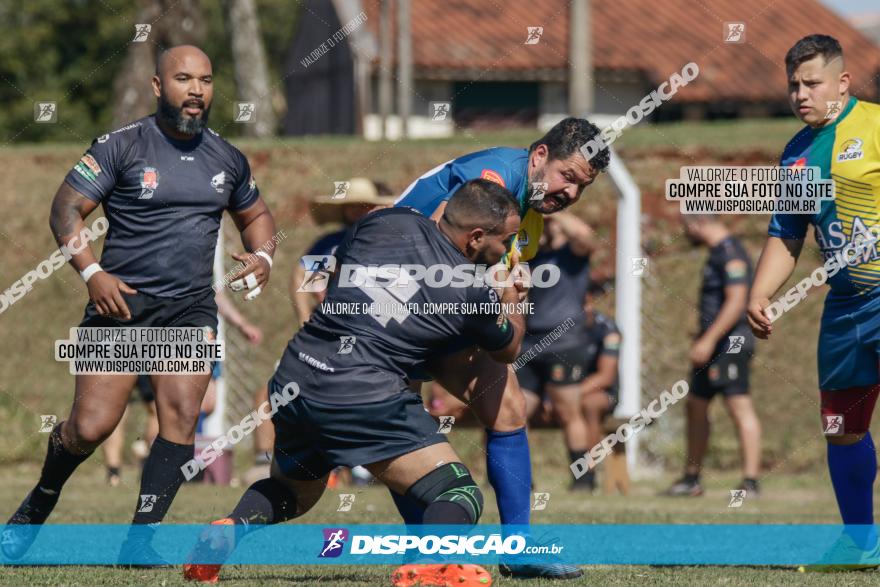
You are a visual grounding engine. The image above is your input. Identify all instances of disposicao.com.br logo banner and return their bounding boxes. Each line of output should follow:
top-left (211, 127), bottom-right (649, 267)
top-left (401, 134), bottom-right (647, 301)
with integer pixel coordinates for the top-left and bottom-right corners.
top-left (2, 524), bottom-right (878, 566)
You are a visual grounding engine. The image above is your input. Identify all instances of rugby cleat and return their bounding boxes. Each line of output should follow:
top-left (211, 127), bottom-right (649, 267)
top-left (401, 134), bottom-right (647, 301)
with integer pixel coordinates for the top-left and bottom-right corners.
top-left (117, 524), bottom-right (171, 568)
top-left (392, 563), bottom-right (492, 586)
top-left (183, 518), bottom-right (236, 583)
top-left (662, 476), bottom-right (704, 497)
top-left (2, 487), bottom-right (59, 560)
top-left (498, 534), bottom-right (582, 580)
top-left (498, 561), bottom-right (582, 580)
top-left (798, 532), bottom-right (880, 572)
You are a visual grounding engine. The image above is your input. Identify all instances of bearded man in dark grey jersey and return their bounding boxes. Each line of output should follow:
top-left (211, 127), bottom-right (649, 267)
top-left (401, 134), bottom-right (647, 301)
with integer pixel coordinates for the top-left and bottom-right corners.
top-left (3, 46), bottom-right (277, 566)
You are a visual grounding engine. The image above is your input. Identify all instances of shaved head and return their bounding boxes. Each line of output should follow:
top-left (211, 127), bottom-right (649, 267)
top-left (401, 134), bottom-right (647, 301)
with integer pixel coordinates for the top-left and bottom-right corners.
top-left (152, 45), bottom-right (213, 137)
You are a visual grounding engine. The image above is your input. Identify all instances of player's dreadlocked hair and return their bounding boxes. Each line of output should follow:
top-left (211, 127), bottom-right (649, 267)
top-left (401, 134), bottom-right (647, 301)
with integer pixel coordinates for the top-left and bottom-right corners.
top-left (785, 35), bottom-right (843, 75)
top-left (529, 117), bottom-right (610, 172)
top-left (444, 179), bottom-right (519, 235)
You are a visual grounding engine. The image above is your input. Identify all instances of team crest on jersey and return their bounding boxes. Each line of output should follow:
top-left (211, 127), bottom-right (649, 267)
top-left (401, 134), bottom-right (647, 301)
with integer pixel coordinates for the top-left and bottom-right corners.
top-left (604, 333), bottom-right (621, 351)
top-left (73, 155), bottom-right (101, 181)
top-left (211, 171), bottom-right (227, 193)
top-left (725, 259), bottom-right (748, 280)
top-left (480, 169), bottom-right (506, 187)
top-left (139, 166), bottom-right (159, 199)
top-left (836, 138), bottom-right (864, 162)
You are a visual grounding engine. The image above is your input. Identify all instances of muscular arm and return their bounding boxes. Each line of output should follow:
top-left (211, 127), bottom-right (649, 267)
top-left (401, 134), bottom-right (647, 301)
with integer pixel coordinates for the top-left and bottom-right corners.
top-left (50, 182), bottom-right (136, 318)
top-left (226, 197), bottom-right (278, 297)
top-left (49, 183), bottom-right (101, 272)
top-left (747, 236), bottom-right (803, 338)
top-left (229, 197), bottom-right (277, 257)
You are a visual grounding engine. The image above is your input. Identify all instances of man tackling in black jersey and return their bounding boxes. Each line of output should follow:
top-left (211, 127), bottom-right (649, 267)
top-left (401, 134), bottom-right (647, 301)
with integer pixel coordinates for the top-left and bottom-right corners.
top-left (184, 179), bottom-right (526, 585)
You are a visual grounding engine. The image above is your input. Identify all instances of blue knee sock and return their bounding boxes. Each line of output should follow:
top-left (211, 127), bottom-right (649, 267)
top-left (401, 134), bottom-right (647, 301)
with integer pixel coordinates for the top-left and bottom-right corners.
top-left (486, 428), bottom-right (532, 526)
top-left (390, 490), bottom-right (424, 524)
top-left (827, 432), bottom-right (877, 525)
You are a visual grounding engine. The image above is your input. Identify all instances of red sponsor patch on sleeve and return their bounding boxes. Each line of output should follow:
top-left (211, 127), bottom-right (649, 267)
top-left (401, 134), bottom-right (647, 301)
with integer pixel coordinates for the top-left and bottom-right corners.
top-left (480, 169), bottom-right (506, 187)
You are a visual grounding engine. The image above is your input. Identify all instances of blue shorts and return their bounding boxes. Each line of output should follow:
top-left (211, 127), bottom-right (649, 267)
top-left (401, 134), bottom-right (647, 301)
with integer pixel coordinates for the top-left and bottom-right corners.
top-left (819, 292), bottom-right (880, 391)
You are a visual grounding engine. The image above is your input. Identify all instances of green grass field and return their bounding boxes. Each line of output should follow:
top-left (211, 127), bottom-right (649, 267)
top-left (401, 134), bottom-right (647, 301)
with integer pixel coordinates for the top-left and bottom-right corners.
top-left (0, 427), bottom-right (871, 586)
top-left (0, 120), bottom-right (874, 585)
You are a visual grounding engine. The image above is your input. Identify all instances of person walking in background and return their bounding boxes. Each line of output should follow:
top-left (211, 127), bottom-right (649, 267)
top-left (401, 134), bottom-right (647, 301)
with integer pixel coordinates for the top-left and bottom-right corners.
top-left (665, 214), bottom-right (761, 497)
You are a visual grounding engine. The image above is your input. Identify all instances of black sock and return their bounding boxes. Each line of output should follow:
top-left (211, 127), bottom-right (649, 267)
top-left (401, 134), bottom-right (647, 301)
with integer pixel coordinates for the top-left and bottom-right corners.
top-left (569, 450), bottom-right (594, 486)
top-left (22, 424), bottom-right (93, 518)
top-left (131, 436), bottom-right (193, 525)
top-left (229, 477), bottom-right (299, 527)
top-left (684, 473), bottom-right (700, 484)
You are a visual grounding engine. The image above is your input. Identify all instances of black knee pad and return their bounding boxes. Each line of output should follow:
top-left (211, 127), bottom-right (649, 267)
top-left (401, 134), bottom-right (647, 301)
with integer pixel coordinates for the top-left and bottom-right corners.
top-left (405, 463), bottom-right (483, 524)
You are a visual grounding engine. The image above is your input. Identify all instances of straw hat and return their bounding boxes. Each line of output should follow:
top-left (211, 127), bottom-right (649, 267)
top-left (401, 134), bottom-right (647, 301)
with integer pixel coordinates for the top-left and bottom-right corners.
top-left (311, 177), bottom-right (397, 225)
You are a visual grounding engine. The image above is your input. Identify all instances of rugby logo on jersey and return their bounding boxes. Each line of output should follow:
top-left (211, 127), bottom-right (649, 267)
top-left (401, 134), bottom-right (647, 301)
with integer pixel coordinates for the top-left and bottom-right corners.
top-left (480, 169), bottom-right (506, 187)
top-left (73, 155), bottom-right (101, 181)
top-left (139, 166), bottom-right (159, 199)
top-left (96, 134), bottom-right (109, 144)
top-left (836, 138), bottom-right (864, 162)
top-left (725, 259), bottom-right (748, 280)
top-left (211, 171), bottom-right (227, 193)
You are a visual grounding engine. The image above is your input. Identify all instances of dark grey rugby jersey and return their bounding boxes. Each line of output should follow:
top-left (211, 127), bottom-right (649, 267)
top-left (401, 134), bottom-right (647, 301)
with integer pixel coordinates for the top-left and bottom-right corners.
top-left (525, 243), bottom-right (590, 350)
top-left (698, 236), bottom-right (754, 351)
top-left (272, 208), bottom-right (514, 405)
top-left (64, 115), bottom-right (259, 297)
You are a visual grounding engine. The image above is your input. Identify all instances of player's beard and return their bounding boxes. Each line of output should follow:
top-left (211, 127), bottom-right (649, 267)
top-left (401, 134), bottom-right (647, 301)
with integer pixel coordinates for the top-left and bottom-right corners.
top-left (157, 93), bottom-right (211, 136)
top-left (527, 169), bottom-right (567, 214)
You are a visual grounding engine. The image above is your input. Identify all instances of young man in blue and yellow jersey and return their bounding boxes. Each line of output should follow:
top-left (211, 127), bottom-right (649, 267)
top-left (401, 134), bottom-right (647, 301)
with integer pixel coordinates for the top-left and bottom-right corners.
top-left (394, 118), bottom-right (609, 579)
top-left (748, 34), bottom-right (880, 570)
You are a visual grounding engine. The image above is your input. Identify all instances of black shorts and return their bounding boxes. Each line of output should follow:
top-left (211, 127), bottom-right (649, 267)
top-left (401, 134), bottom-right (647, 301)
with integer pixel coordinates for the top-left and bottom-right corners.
top-left (516, 346), bottom-right (591, 393)
top-left (79, 290), bottom-right (218, 330)
top-left (691, 352), bottom-right (751, 400)
top-left (271, 382), bottom-right (448, 481)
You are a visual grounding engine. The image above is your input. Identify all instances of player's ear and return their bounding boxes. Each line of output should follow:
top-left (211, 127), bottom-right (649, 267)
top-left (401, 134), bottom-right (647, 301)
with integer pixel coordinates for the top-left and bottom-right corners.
top-left (530, 144), bottom-right (548, 168)
top-left (838, 70), bottom-right (851, 96)
top-left (151, 75), bottom-right (162, 99)
top-left (468, 227), bottom-right (486, 249)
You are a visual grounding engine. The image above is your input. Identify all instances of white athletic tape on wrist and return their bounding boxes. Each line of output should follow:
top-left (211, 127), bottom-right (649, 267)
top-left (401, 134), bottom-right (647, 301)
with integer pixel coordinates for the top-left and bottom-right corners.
top-left (256, 251), bottom-right (273, 268)
top-left (245, 286), bottom-right (262, 301)
top-left (80, 263), bottom-right (104, 283)
top-left (245, 273), bottom-right (259, 289)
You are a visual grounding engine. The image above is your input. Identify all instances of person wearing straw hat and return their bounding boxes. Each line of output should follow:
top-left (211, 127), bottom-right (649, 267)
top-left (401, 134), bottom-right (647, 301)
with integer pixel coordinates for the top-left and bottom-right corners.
top-left (289, 177), bottom-right (395, 326)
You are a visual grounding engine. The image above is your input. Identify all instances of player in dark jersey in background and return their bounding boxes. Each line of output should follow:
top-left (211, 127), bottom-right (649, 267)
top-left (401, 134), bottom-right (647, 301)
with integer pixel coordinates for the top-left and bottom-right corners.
top-left (665, 215), bottom-right (761, 497)
top-left (578, 283), bottom-right (622, 492)
top-left (184, 179), bottom-right (526, 585)
top-left (517, 213), bottom-right (601, 491)
top-left (2, 46), bottom-right (277, 565)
